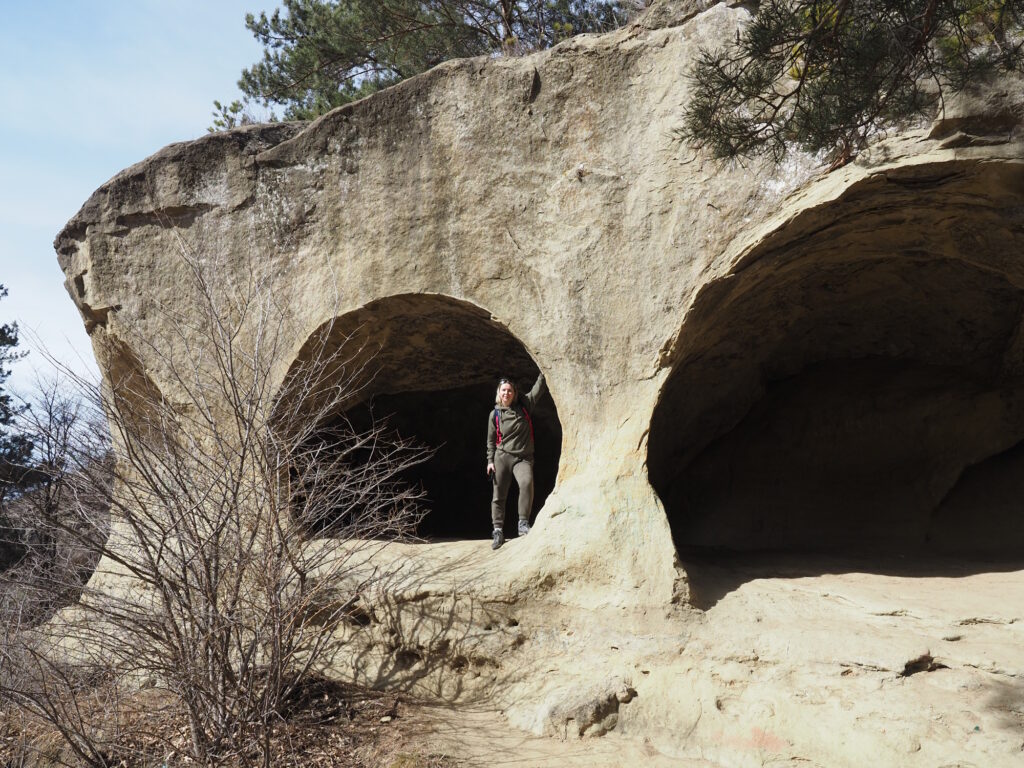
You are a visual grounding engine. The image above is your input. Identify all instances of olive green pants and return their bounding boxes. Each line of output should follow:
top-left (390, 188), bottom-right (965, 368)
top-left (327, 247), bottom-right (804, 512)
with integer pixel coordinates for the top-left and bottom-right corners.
top-left (491, 451), bottom-right (534, 529)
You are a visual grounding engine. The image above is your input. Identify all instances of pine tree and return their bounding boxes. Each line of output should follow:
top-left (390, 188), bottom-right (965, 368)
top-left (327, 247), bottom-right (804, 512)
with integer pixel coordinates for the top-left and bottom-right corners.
top-left (213, 0), bottom-right (633, 127)
top-left (0, 285), bottom-right (32, 503)
top-left (682, 0), bottom-right (1024, 166)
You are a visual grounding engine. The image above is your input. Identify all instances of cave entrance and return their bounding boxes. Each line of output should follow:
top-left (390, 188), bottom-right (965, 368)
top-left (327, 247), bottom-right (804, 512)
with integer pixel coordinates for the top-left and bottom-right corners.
top-left (287, 294), bottom-right (561, 540)
top-left (648, 169), bottom-right (1024, 562)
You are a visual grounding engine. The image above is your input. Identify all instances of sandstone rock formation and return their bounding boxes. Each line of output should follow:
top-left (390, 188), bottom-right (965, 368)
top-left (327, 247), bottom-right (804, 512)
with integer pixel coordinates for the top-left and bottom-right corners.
top-left (56, 1), bottom-right (1024, 764)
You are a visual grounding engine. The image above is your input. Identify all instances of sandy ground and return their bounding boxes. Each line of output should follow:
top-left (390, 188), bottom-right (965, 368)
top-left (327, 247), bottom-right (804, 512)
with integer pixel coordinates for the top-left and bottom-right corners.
top-left (374, 552), bottom-right (1024, 768)
top-left (380, 702), bottom-right (720, 767)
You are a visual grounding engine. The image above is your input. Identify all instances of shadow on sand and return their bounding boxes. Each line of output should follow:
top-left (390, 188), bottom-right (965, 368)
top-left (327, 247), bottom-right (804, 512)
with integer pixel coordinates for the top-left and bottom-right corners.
top-left (680, 548), bottom-right (1024, 610)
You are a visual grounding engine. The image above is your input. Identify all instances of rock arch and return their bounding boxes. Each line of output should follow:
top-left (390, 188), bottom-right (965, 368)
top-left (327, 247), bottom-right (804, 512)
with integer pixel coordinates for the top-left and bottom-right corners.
top-left (648, 161), bottom-right (1024, 557)
top-left (283, 294), bottom-right (562, 539)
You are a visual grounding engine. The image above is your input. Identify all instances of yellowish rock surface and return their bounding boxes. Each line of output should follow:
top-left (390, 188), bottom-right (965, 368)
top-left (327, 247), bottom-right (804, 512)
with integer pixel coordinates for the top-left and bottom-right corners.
top-left (56, 2), bottom-right (1024, 764)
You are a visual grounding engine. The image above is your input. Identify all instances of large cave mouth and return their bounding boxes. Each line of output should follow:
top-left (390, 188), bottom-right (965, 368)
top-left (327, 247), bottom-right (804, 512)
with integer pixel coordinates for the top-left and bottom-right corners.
top-left (648, 174), bottom-right (1024, 560)
top-left (283, 294), bottom-right (562, 540)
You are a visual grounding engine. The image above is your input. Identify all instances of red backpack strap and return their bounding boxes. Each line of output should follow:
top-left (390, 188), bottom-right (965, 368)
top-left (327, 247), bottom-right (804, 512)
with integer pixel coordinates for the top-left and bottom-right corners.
top-left (522, 406), bottom-right (534, 443)
top-left (494, 407), bottom-right (502, 445)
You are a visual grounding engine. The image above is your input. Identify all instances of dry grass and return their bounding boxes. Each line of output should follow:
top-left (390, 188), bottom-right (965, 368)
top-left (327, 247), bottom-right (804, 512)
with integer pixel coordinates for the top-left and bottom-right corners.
top-left (0, 677), bottom-right (462, 767)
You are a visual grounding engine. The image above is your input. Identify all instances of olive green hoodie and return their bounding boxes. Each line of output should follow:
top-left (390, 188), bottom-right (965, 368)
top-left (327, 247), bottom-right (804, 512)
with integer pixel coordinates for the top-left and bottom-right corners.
top-left (486, 373), bottom-right (546, 464)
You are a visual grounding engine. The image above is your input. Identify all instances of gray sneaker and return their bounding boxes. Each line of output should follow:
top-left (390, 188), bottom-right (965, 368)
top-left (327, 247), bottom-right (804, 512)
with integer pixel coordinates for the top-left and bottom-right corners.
top-left (518, 519), bottom-right (531, 537)
top-left (491, 528), bottom-right (505, 550)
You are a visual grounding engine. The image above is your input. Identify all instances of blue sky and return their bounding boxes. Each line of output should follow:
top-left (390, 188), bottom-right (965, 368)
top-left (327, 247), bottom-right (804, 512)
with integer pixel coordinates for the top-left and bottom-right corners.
top-left (0, 1), bottom-right (275, 394)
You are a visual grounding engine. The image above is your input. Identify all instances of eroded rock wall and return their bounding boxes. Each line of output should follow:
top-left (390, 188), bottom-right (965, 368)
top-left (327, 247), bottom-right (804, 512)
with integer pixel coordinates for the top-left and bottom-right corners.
top-left (54, 1), bottom-right (1024, 764)
top-left (56, 1), bottom-right (1024, 603)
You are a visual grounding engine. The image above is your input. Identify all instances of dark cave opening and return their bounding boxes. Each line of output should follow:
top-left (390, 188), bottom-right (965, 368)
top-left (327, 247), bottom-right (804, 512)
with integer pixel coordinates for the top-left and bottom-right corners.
top-left (339, 383), bottom-right (561, 539)
top-left (648, 252), bottom-right (1024, 559)
top-left (287, 295), bottom-right (562, 540)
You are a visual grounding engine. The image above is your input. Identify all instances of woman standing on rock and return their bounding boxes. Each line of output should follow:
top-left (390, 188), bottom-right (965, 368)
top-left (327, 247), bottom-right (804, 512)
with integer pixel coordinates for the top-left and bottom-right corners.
top-left (486, 373), bottom-right (546, 550)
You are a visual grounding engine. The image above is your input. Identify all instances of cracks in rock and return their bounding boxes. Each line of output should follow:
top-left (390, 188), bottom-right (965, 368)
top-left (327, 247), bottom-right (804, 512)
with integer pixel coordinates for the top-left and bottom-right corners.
top-left (82, 302), bottom-right (121, 333)
top-left (901, 654), bottom-right (949, 677)
top-left (112, 203), bottom-right (214, 233)
top-left (55, 222), bottom-right (88, 258)
top-left (840, 661), bottom-right (892, 674)
top-left (840, 655), bottom-right (948, 679)
top-left (504, 225), bottom-right (525, 254)
top-left (526, 68), bottom-right (541, 104)
top-left (964, 663), bottom-right (1021, 679)
top-left (928, 112), bottom-right (1021, 143)
top-left (68, 268), bottom-right (120, 333)
top-left (883, 169), bottom-right (966, 189)
top-left (938, 132), bottom-right (1012, 150)
top-left (959, 616), bottom-right (1020, 626)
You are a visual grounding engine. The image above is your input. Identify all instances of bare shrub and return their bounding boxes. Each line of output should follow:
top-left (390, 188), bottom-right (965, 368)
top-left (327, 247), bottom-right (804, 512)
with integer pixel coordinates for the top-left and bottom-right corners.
top-left (0, 380), bottom-right (112, 628)
top-left (0, 242), bottom-right (429, 766)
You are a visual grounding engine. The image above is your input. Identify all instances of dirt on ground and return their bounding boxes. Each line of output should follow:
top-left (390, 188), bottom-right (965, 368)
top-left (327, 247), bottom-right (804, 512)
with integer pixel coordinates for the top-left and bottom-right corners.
top-left (0, 682), bottom-right (460, 768)
top-left (4, 554), bottom-right (1022, 767)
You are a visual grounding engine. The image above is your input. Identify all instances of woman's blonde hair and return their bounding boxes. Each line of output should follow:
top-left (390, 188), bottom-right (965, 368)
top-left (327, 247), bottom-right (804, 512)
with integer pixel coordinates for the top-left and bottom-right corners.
top-left (494, 378), bottom-right (516, 406)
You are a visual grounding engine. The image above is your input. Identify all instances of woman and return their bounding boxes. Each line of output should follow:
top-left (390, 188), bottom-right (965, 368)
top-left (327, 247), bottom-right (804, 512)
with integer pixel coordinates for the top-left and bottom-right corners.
top-left (486, 372), bottom-right (546, 550)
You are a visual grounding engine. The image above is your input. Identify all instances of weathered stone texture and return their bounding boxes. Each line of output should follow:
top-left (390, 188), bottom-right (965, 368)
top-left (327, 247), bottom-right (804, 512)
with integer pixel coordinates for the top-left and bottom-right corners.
top-left (56, 2), bottom-right (1024, 764)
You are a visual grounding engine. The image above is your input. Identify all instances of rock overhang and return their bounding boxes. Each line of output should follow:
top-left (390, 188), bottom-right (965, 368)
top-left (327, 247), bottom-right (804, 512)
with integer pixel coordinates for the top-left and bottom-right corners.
top-left (650, 154), bottom-right (1024, 555)
top-left (55, 1), bottom-right (1024, 607)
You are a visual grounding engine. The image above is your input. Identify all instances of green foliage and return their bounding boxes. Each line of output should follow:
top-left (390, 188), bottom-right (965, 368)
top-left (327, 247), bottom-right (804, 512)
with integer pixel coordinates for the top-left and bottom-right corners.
top-left (682, 0), bottom-right (1024, 165)
top-left (210, 99), bottom-right (250, 131)
top-left (0, 286), bottom-right (31, 502)
top-left (215, 1), bottom-right (633, 124)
